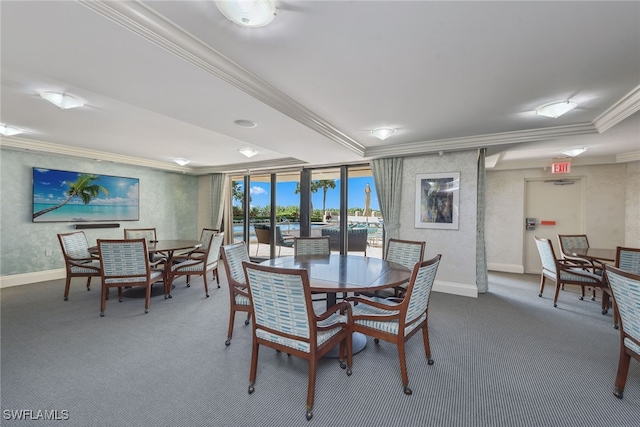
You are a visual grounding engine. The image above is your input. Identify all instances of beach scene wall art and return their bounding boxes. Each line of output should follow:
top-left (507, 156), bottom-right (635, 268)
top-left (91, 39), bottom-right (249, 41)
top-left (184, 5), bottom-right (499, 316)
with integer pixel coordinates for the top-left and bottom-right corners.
top-left (32, 167), bottom-right (139, 223)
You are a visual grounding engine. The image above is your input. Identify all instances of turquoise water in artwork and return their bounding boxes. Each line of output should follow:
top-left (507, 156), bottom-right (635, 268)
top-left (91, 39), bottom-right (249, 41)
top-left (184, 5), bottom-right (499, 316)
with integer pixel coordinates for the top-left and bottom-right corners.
top-left (32, 167), bottom-right (140, 222)
top-left (33, 203), bottom-right (138, 222)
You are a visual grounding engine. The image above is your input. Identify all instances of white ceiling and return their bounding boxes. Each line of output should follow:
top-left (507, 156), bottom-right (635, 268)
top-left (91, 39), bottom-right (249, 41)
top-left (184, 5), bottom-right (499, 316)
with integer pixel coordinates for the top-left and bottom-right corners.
top-left (1, 1), bottom-right (639, 174)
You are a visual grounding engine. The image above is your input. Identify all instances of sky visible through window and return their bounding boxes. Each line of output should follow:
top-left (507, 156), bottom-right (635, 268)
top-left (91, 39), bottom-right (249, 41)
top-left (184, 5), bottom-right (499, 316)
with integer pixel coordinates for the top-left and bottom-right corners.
top-left (237, 176), bottom-right (379, 212)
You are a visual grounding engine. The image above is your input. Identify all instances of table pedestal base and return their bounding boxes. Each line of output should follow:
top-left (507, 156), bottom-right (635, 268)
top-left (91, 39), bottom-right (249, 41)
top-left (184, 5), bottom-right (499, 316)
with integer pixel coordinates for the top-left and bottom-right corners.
top-left (324, 332), bottom-right (367, 358)
top-left (121, 283), bottom-right (172, 299)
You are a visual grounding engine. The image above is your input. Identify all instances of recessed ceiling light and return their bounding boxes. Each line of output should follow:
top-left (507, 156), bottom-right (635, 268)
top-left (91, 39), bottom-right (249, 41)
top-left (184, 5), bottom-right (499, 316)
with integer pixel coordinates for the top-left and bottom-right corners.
top-left (234, 119), bottom-right (257, 128)
top-left (561, 147), bottom-right (588, 157)
top-left (215, 0), bottom-right (277, 28)
top-left (0, 124), bottom-right (23, 136)
top-left (40, 92), bottom-right (85, 109)
top-left (173, 158), bottom-right (191, 166)
top-left (536, 100), bottom-right (577, 118)
top-left (371, 128), bottom-right (396, 140)
top-left (239, 148), bottom-right (258, 158)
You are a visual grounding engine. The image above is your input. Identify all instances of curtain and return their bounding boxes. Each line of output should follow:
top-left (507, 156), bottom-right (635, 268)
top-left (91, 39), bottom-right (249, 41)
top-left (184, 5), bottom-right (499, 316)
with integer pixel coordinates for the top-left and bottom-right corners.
top-left (476, 149), bottom-right (488, 293)
top-left (209, 173), bottom-right (228, 241)
top-left (371, 157), bottom-right (403, 244)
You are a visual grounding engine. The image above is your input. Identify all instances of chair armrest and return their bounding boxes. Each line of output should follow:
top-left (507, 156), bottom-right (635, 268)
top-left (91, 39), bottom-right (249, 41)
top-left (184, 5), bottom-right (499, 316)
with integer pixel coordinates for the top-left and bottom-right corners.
top-left (68, 258), bottom-right (100, 271)
top-left (345, 296), bottom-right (401, 310)
top-left (233, 286), bottom-right (250, 298)
top-left (150, 257), bottom-right (167, 268)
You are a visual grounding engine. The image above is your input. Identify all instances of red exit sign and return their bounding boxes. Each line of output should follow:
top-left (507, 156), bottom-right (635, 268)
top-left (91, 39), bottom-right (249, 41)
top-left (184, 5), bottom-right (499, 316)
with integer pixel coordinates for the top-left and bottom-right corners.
top-left (551, 161), bottom-right (571, 174)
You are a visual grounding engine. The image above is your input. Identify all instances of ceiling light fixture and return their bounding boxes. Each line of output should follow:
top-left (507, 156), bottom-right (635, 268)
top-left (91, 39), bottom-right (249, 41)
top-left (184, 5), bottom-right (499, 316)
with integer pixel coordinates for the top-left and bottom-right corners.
top-left (239, 148), bottom-right (258, 158)
top-left (0, 124), bottom-right (24, 136)
top-left (173, 158), bottom-right (191, 166)
top-left (370, 128), bottom-right (396, 140)
top-left (561, 147), bottom-right (588, 157)
top-left (234, 119), bottom-right (257, 128)
top-left (536, 100), bottom-right (577, 118)
top-left (215, 0), bottom-right (277, 28)
top-left (40, 92), bottom-right (85, 109)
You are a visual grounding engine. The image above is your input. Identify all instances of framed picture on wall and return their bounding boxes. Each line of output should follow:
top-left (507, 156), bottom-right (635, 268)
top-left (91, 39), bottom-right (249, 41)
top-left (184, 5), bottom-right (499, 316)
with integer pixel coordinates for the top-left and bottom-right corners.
top-left (415, 172), bottom-right (460, 230)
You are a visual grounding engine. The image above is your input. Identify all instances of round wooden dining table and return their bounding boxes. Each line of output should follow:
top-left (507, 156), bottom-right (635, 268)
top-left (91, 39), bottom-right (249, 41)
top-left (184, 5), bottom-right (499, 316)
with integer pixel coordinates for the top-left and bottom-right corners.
top-left (569, 248), bottom-right (615, 263)
top-left (260, 254), bottom-right (412, 355)
top-left (123, 239), bottom-right (202, 298)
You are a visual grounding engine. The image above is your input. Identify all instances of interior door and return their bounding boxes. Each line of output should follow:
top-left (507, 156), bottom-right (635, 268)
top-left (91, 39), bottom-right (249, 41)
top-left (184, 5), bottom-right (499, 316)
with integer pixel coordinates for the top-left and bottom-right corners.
top-left (524, 178), bottom-right (584, 273)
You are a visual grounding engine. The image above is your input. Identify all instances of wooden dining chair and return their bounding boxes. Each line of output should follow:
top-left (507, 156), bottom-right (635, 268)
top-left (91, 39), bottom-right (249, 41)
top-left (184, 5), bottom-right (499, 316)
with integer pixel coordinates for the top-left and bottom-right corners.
top-left (242, 261), bottom-right (353, 421)
top-left (378, 238), bottom-right (425, 298)
top-left (346, 254), bottom-right (441, 395)
top-left (220, 241), bottom-right (253, 346)
top-left (557, 234), bottom-right (601, 300)
top-left (603, 265), bottom-right (640, 399)
top-left (97, 238), bottom-right (166, 316)
top-left (609, 246), bottom-right (640, 329)
top-left (294, 236), bottom-right (333, 302)
top-left (124, 227), bottom-right (167, 261)
top-left (57, 231), bottom-right (101, 301)
top-left (534, 236), bottom-right (607, 310)
top-left (294, 236), bottom-right (330, 256)
top-left (166, 233), bottom-right (224, 298)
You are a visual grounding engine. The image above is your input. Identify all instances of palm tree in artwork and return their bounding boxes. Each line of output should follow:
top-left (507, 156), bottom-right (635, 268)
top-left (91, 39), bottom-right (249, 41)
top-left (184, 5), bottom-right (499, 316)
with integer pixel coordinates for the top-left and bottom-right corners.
top-left (33, 174), bottom-right (109, 219)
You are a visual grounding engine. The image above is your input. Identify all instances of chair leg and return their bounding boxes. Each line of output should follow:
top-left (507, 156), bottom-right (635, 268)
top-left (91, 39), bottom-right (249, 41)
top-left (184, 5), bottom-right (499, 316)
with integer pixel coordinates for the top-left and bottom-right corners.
top-left (553, 281), bottom-right (561, 307)
top-left (248, 342), bottom-right (260, 394)
top-left (86, 276), bottom-right (92, 291)
top-left (538, 276), bottom-right (546, 297)
top-left (398, 340), bottom-right (411, 395)
top-left (203, 272), bottom-right (209, 298)
top-left (579, 285), bottom-right (585, 300)
top-left (64, 277), bottom-right (72, 301)
top-left (100, 284), bottom-right (107, 317)
top-left (144, 285), bottom-right (151, 314)
top-left (614, 351), bottom-right (631, 399)
top-left (422, 324), bottom-right (434, 365)
top-left (214, 267), bottom-right (220, 287)
top-left (225, 309), bottom-right (236, 346)
top-left (306, 360), bottom-right (318, 420)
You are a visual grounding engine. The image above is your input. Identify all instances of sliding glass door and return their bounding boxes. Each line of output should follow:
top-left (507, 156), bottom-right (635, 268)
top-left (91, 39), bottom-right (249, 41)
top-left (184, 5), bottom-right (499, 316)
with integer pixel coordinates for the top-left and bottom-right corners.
top-left (228, 164), bottom-right (381, 259)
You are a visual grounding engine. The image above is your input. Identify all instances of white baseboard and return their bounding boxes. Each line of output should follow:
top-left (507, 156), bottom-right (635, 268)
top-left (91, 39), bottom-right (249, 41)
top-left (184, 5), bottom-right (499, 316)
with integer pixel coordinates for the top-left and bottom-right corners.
top-left (487, 263), bottom-right (524, 274)
top-left (433, 280), bottom-right (477, 298)
top-left (0, 269), bottom-right (66, 288)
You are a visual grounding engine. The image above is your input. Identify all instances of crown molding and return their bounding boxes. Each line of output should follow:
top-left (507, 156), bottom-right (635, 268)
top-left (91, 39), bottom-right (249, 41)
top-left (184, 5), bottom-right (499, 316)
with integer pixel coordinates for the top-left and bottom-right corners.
top-left (617, 151), bottom-right (640, 163)
top-left (196, 157), bottom-right (307, 174)
top-left (77, 0), bottom-right (366, 157)
top-left (593, 85), bottom-right (640, 133)
top-left (488, 154), bottom-right (622, 171)
top-left (0, 136), bottom-right (197, 174)
top-left (0, 136), bottom-right (310, 175)
top-left (365, 123), bottom-right (597, 158)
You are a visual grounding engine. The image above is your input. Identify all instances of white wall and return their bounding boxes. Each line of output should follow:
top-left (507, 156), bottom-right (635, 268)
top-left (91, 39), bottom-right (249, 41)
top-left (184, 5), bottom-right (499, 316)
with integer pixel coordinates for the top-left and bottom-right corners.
top-left (625, 161), bottom-right (640, 247)
top-left (401, 150), bottom-right (478, 297)
top-left (486, 162), bottom-right (630, 273)
top-left (0, 148), bottom-right (199, 287)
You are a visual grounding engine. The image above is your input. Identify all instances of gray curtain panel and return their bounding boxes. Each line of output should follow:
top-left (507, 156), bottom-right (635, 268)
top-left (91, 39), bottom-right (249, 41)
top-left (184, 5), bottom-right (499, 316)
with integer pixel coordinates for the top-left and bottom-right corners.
top-left (210, 173), bottom-right (227, 231)
top-left (371, 157), bottom-right (403, 244)
top-left (476, 149), bottom-right (488, 293)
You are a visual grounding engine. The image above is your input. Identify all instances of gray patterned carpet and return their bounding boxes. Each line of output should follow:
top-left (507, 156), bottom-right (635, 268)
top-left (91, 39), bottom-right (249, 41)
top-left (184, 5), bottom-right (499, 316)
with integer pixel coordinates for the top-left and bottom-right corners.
top-left (1, 270), bottom-right (638, 427)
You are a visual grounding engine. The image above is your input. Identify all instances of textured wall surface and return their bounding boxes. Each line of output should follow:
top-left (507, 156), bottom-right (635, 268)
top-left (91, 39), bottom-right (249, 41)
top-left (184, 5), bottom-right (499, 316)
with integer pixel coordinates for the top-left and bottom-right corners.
top-left (401, 150), bottom-right (478, 288)
top-left (486, 162), bottom-right (629, 272)
top-left (625, 161), bottom-right (640, 248)
top-left (0, 149), bottom-right (198, 276)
